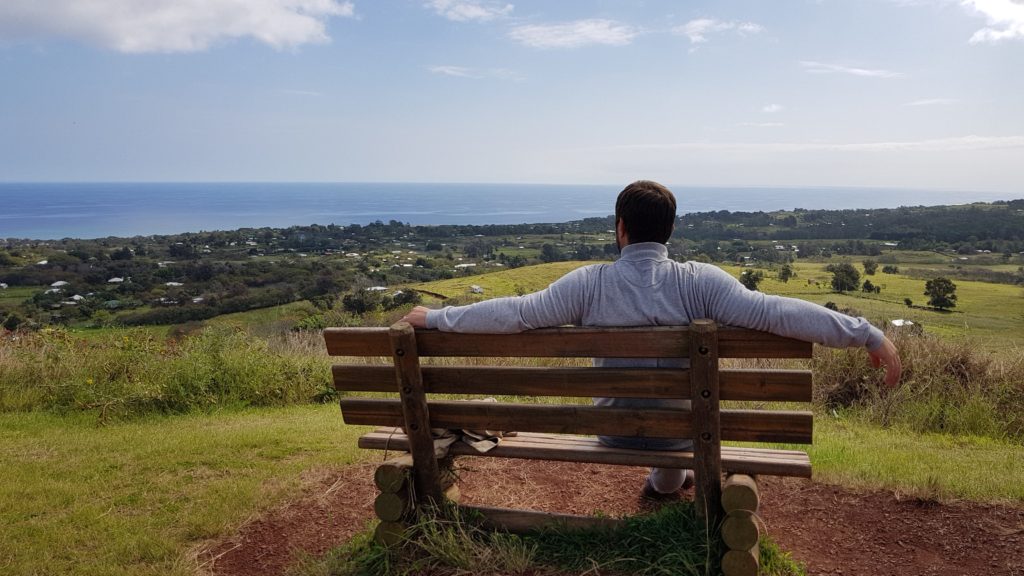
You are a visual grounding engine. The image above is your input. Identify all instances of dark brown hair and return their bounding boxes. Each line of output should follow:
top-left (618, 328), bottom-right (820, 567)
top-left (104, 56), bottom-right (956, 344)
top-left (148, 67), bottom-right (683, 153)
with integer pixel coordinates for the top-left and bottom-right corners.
top-left (615, 180), bottom-right (677, 244)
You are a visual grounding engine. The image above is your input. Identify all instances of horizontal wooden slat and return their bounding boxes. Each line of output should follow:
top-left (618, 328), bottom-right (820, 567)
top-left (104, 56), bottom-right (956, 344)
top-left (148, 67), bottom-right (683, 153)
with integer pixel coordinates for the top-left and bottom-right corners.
top-left (333, 365), bottom-right (811, 402)
top-left (340, 399), bottom-right (812, 444)
top-left (324, 326), bottom-right (812, 359)
top-left (358, 428), bottom-right (812, 477)
top-left (334, 366), bottom-right (686, 398)
top-left (340, 398), bottom-right (692, 438)
top-left (720, 369), bottom-right (812, 402)
top-left (459, 504), bottom-right (622, 534)
top-left (721, 409), bottom-right (813, 444)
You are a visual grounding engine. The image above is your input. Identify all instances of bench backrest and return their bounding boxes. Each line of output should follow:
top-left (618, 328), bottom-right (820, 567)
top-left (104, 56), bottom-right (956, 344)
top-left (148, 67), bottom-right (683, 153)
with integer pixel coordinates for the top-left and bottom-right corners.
top-left (326, 319), bottom-right (813, 521)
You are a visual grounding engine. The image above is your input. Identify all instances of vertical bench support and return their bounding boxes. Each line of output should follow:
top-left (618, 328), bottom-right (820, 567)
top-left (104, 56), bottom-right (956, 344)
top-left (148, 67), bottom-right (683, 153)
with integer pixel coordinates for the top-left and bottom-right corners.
top-left (689, 319), bottom-right (723, 530)
top-left (389, 322), bottom-right (444, 504)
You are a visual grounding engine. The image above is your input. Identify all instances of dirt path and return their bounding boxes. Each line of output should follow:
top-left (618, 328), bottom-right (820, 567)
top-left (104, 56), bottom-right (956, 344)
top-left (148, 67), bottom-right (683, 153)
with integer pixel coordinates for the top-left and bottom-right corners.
top-left (204, 459), bottom-right (1024, 576)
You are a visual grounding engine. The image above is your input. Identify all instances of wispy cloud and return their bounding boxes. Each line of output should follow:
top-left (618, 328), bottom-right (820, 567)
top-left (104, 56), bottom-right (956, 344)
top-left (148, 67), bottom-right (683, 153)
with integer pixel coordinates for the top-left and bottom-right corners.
top-left (428, 65), bottom-right (477, 78)
top-left (508, 19), bottom-right (640, 49)
top-left (800, 60), bottom-right (905, 78)
top-left (962, 0), bottom-right (1024, 43)
top-left (904, 98), bottom-right (957, 106)
top-left (425, 0), bottom-right (512, 23)
top-left (601, 135), bottom-right (1024, 153)
top-left (672, 18), bottom-right (763, 44)
top-left (762, 103), bottom-right (784, 113)
top-left (427, 65), bottom-right (523, 80)
top-left (0, 0), bottom-right (355, 53)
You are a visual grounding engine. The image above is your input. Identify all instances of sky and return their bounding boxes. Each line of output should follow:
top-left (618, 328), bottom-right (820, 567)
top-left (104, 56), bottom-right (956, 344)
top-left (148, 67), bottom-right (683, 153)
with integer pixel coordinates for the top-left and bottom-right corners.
top-left (0, 0), bottom-right (1022, 192)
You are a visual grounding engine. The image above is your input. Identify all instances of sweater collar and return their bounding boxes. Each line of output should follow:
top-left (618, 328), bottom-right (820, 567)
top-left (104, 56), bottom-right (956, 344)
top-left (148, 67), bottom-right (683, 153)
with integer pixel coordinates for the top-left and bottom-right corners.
top-left (619, 242), bottom-right (668, 261)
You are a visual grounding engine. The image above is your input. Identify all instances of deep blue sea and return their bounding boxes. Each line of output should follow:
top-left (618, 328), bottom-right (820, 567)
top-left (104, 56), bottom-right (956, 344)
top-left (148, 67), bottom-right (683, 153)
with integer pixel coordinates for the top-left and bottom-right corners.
top-left (0, 182), bottom-right (1017, 241)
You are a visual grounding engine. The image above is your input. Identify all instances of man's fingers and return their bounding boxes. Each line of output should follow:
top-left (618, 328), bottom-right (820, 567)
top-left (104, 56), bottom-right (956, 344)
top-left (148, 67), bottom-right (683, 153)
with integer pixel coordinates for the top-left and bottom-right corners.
top-left (869, 337), bottom-right (901, 388)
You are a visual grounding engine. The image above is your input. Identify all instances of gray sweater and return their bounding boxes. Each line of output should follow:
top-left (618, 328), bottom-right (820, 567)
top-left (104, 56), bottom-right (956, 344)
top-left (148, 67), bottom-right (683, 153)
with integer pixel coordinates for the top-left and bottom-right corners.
top-left (426, 242), bottom-right (884, 448)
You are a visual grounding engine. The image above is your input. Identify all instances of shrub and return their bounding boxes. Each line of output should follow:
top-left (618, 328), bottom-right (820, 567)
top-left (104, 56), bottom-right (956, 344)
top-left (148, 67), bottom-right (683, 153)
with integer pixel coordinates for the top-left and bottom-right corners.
top-left (813, 330), bottom-right (1024, 439)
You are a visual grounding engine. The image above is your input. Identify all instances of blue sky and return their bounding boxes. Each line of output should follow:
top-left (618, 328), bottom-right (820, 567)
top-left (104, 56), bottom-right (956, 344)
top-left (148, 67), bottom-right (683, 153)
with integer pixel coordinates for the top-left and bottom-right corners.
top-left (0, 0), bottom-right (1021, 192)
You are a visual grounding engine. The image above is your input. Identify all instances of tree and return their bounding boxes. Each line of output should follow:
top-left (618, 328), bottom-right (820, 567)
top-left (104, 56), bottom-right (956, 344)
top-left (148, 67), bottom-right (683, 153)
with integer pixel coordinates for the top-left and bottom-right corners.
top-left (862, 259), bottom-right (878, 275)
top-left (826, 262), bottom-right (860, 292)
top-left (539, 244), bottom-right (565, 263)
top-left (739, 270), bottom-right (764, 291)
top-left (778, 263), bottom-right (795, 283)
top-left (882, 265), bottom-right (899, 274)
top-left (924, 277), bottom-right (958, 310)
top-left (862, 279), bottom-right (875, 293)
top-left (904, 298), bottom-right (913, 307)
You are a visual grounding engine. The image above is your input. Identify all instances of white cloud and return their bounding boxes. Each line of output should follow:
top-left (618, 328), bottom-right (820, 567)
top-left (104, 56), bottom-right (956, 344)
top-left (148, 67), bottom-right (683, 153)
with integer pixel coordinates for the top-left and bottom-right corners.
top-left (962, 0), bottom-right (1024, 43)
top-left (904, 98), bottom-right (957, 106)
top-left (800, 61), bottom-right (905, 78)
top-left (425, 0), bottom-right (512, 22)
top-left (738, 122), bottom-right (785, 128)
top-left (762, 103), bottom-right (784, 113)
top-left (601, 135), bottom-right (1024, 153)
top-left (428, 65), bottom-right (478, 78)
top-left (0, 0), bottom-right (355, 53)
top-left (508, 19), bottom-right (639, 49)
top-left (427, 65), bottom-right (523, 80)
top-left (672, 18), bottom-right (763, 44)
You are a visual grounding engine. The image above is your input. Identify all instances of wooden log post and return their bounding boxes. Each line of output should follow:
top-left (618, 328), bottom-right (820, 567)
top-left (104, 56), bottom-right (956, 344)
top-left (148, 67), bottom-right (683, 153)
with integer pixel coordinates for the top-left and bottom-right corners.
top-left (374, 454), bottom-right (415, 493)
top-left (689, 319), bottom-right (723, 530)
top-left (389, 322), bottom-right (444, 505)
top-left (721, 509), bottom-right (760, 551)
top-left (722, 474), bottom-right (760, 514)
top-left (721, 543), bottom-right (759, 576)
top-left (374, 521), bottom-right (408, 547)
top-left (374, 491), bottom-right (411, 523)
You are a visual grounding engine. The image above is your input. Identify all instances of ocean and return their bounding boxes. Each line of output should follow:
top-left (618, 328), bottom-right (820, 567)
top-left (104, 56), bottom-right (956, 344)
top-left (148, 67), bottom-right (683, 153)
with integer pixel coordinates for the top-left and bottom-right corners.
top-left (0, 182), bottom-right (1016, 241)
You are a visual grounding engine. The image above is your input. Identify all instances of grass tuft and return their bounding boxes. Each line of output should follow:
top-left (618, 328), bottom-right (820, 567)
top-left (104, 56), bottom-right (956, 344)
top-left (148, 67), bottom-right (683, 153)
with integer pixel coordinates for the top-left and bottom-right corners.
top-left (296, 503), bottom-right (805, 576)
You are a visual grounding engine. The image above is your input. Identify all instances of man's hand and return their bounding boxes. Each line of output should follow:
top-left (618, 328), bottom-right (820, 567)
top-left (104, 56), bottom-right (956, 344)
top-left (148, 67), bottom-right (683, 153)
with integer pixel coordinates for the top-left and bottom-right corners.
top-left (868, 336), bottom-right (902, 388)
top-left (401, 306), bottom-right (430, 329)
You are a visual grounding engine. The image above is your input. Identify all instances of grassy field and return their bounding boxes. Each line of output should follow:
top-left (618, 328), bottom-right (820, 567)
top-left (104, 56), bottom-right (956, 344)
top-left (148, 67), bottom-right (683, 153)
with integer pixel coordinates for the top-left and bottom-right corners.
top-left (0, 406), bottom-right (367, 576)
top-left (413, 261), bottom-right (598, 299)
top-left (1, 405), bottom-right (1022, 575)
top-left (721, 261), bottom-right (1024, 349)
top-left (0, 285), bottom-right (37, 306)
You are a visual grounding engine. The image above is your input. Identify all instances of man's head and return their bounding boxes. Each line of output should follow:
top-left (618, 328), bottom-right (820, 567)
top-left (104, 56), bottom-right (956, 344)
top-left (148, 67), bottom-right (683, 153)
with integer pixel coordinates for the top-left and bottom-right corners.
top-left (615, 180), bottom-right (677, 246)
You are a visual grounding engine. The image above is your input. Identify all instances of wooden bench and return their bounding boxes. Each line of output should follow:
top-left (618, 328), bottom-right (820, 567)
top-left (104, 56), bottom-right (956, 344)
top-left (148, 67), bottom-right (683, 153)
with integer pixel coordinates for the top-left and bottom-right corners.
top-left (325, 319), bottom-right (814, 574)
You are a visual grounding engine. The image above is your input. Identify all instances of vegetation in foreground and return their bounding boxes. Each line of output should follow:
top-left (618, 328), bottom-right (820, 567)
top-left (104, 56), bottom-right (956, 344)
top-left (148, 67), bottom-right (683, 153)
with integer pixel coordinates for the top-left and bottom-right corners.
top-left (0, 406), bottom-right (367, 576)
top-left (292, 503), bottom-right (802, 576)
top-left (3, 404), bottom-right (1024, 575)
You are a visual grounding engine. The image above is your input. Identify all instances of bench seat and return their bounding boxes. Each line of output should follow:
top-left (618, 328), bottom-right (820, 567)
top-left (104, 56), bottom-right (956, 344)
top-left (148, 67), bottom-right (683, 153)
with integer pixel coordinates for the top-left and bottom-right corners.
top-left (359, 427), bottom-right (811, 478)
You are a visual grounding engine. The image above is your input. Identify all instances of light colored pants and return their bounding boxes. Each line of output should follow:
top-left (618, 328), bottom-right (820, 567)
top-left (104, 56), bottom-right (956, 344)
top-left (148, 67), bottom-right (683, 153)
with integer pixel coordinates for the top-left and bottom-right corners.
top-left (598, 435), bottom-right (693, 493)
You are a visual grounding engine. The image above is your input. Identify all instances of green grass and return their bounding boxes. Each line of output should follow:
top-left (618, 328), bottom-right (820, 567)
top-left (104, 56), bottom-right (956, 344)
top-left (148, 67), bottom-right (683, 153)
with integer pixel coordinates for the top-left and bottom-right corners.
top-left (0, 285), bottom-right (38, 305)
top-left (413, 261), bottom-right (598, 299)
top-left (720, 262), bottom-right (1024, 349)
top-left (806, 417), bottom-right (1024, 501)
top-left (296, 503), bottom-right (803, 576)
top-left (0, 405), bottom-right (368, 576)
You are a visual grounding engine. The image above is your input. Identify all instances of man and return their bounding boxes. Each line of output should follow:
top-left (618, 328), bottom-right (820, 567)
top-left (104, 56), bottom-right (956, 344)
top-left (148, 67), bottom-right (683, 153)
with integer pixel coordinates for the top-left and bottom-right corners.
top-left (402, 180), bottom-right (901, 498)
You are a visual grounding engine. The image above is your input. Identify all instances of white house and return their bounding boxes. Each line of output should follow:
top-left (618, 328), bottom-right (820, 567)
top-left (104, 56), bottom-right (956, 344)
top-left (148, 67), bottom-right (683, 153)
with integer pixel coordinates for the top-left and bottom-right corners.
top-left (108, 277), bottom-right (124, 283)
top-left (164, 282), bottom-right (184, 287)
top-left (50, 280), bottom-right (70, 287)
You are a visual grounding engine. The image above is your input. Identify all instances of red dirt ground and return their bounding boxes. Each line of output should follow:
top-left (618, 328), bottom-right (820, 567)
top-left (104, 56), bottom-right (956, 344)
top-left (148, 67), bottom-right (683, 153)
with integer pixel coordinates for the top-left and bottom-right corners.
top-left (203, 459), bottom-right (1024, 576)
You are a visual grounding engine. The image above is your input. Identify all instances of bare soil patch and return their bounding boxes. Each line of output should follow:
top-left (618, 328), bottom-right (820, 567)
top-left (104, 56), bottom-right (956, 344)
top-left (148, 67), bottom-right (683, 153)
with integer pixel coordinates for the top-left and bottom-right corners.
top-left (205, 459), bottom-right (1024, 576)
